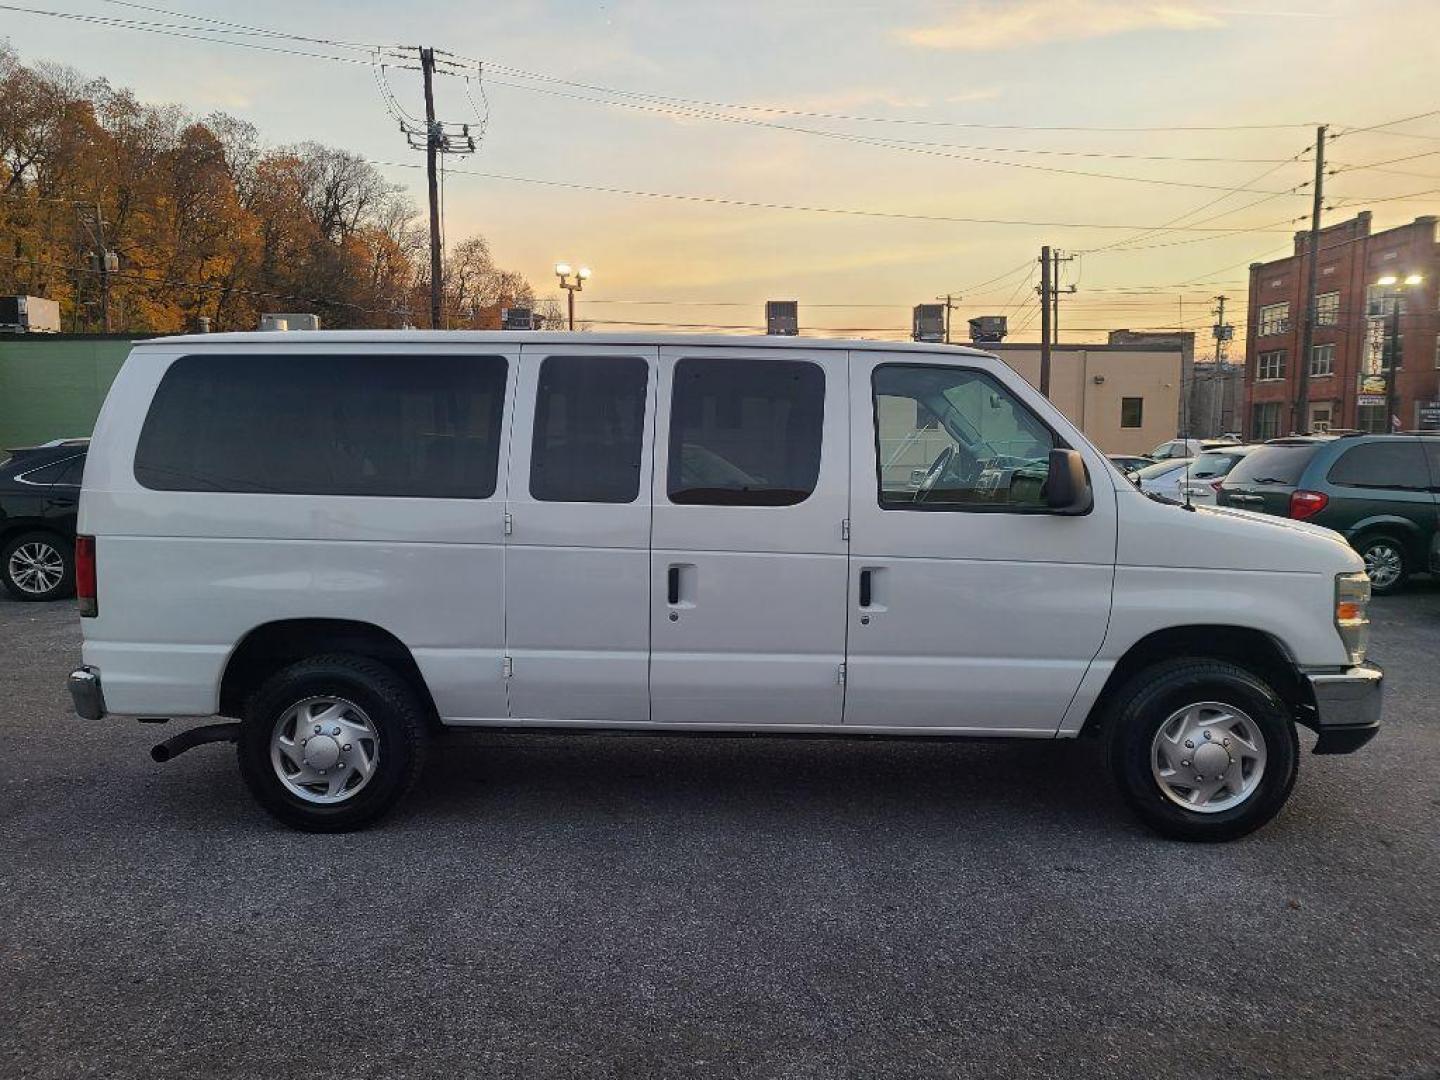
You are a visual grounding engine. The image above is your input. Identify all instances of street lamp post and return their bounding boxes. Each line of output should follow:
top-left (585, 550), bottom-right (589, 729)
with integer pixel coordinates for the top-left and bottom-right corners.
top-left (1376, 273), bottom-right (1423, 432)
top-left (554, 263), bottom-right (591, 331)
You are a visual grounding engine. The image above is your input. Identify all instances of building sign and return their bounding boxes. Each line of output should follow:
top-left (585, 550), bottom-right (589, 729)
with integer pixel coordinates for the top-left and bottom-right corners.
top-left (1418, 401), bottom-right (1440, 431)
top-left (1363, 315), bottom-right (1387, 375)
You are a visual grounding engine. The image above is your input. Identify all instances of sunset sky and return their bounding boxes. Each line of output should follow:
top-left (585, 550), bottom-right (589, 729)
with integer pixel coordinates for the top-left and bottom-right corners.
top-left (5, 0), bottom-right (1439, 342)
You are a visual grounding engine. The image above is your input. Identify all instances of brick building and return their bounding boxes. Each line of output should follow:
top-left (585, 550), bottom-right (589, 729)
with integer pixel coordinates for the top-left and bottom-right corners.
top-left (1244, 212), bottom-right (1439, 438)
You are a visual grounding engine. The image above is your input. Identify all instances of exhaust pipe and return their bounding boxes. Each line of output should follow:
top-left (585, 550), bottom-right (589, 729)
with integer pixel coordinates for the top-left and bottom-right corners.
top-left (151, 722), bottom-right (242, 763)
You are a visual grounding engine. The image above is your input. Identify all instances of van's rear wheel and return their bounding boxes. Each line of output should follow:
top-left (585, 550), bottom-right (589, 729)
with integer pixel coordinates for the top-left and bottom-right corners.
top-left (1105, 660), bottom-right (1298, 842)
top-left (237, 655), bottom-right (427, 832)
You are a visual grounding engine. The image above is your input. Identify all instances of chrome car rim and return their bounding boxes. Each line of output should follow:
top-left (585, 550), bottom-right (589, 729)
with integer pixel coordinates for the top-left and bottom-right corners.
top-left (270, 696), bottom-right (380, 804)
top-left (8, 541), bottom-right (64, 595)
top-left (1151, 701), bottom-right (1267, 814)
top-left (1362, 544), bottom-right (1403, 590)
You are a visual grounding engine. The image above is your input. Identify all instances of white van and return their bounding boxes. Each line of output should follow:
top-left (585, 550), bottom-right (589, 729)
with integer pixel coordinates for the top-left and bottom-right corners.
top-left (68, 332), bottom-right (1381, 839)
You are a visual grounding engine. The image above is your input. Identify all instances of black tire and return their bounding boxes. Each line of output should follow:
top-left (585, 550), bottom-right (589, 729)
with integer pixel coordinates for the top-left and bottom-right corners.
top-left (1, 530), bottom-right (74, 602)
top-left (1104, 659), bottom-right (1299, 842)
top-left (1354, 533), bottom-right (1409, 595)
top-left (237, 654), bottom-right (427, 832)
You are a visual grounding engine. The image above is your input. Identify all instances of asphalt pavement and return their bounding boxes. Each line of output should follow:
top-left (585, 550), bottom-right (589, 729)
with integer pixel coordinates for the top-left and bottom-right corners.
top-left (1, 587), bottom-right (1438, 1079)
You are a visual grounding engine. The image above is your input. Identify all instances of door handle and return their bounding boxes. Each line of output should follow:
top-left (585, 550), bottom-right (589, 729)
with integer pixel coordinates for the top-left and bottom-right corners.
top-left (858, 569), bottom-right (873, 608)
top-left (667, 565), bottom-right (681, 605)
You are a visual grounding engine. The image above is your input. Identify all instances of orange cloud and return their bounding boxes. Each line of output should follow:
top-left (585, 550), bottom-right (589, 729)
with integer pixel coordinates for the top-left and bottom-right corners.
top-left (903, 1), bottom-right (1225, 50)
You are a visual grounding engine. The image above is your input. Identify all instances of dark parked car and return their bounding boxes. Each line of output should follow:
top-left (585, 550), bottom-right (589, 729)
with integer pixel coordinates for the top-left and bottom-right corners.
top-left (0, 439), bottom-right (88, 601)
top-left (1217, 434), bottom-right (1440, 594)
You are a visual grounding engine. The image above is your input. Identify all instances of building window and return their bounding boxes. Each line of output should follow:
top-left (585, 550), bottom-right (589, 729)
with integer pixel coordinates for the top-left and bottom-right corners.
top-left (1366, 284), bottom-right (1407, 318)
top-left (1309, 404), bottom-right (1332, 434)
top-left (1258, 302), bottom-right (1290, 336)
top-left (1315, 291), bottom-right (1340, 326)
top-left (1257, 350), bottom-right (1285, 381)
top-left (1310, 344), bottom-right (1334, 377)
top-left (1120, 397), bottom-right (1143, 428)
top-left (1252, 402), bottom-right (1282, 441)
top-left (1356, 404), bottom-right (1389, 434)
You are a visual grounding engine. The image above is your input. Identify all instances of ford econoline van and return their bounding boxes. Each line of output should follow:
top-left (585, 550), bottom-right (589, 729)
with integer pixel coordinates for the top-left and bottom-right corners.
top-left (68, 332), bottom-right (1382, 839)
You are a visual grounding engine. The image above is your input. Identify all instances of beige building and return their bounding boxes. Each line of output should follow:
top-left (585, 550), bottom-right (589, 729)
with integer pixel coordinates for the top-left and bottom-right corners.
top-left (985, 342), bottom-right (1183, 455)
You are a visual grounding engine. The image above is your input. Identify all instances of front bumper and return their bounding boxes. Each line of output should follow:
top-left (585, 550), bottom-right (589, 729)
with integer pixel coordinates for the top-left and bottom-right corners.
top-left (68, 666), bottom-right (107, 721)
top-left (1304, 663), bottom-right (1382, 754)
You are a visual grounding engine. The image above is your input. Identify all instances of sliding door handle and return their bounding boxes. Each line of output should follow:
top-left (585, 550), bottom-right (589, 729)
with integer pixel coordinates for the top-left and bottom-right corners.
top-left (858, 569), bottom-right (873, 608)
top-left (667, 565), bottom-right (681, 605)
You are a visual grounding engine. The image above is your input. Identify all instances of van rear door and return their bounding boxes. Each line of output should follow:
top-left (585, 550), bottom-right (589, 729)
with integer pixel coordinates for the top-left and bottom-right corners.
top-left (649, 345), bottom-right (849, 726)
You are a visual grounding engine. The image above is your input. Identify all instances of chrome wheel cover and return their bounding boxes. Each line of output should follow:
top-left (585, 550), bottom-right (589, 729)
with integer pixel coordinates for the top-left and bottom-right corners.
top-left (1151, 701), bottom-right (1268, 814)
top-left (270, 696), bottom-right (380, 804)
top-left (8, 541), bottom-right (64, 595)
top-left (1362, 543), bottom-right (1403, 590)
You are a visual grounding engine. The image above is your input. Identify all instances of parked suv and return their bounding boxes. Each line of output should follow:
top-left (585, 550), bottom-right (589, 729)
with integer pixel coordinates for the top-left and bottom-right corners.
top-left (1218, 434), bottom-right (1440, 594)
top-left (1, 439), bottom-right (88, 601)
top-left (69, 333), bottom-right (1381, 840)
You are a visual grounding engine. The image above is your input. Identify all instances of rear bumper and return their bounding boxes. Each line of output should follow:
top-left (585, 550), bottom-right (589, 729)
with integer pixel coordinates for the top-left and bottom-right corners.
top-left (68, 666), bottom-right (107, 721)
top-left (1303, 663), bottom-right (1382, 754)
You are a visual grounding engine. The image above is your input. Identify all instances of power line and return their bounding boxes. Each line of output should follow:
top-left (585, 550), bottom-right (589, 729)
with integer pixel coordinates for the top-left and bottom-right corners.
top-left (368, 158), bottom-right (1301, 233)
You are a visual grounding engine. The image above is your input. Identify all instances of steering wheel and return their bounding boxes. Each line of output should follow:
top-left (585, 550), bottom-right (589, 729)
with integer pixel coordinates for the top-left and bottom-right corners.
top-left (913, 444), bottom-right (956, 503)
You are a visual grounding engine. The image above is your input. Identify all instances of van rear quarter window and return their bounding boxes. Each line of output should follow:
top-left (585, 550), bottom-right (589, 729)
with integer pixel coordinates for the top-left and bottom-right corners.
top-left (134, 353), bottom-right (508, 497)
top-left (667, 357), bottom-right (824, 506)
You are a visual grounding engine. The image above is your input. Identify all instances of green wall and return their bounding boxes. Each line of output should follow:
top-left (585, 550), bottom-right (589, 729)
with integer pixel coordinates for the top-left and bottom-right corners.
top-left (0, 335), bottom-right (138, 449)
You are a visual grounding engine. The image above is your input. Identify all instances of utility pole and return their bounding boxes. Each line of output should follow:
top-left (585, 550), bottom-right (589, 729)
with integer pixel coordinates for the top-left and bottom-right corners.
top-left (1295, 124), bottom-right (1327, 434)
top-left (1212, 294), bottom-right (1229, 435)
top-left (96, 202), bottom-right (112, 334)
top-left (420, 47), bottom-right (443, 330)
top-left (936, 293), bottom-right (955, 344)
top-left (1038, 245), bottom-right (1052, 396)
top-left (1049, 249), bottom-right (1076, 346)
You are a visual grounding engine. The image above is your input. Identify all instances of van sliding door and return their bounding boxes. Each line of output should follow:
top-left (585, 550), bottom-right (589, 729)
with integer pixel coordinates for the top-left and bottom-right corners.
top-left (649, 345), bottom-right (850, 727)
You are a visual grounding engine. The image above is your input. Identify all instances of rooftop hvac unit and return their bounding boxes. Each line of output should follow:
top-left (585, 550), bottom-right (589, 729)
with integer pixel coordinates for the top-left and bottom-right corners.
top-left (501, 307), bottom-right (535, 330)
top-left (968, 315), bottom-right (1008, 344)
top-left (260, 313), bottom-right (320, 332)
top-left (0, 295), bottom-right (61, 333)
top-left (765, 300), bottom-right (798, 336)
top-left (912, 304), bottom-right (946, 343)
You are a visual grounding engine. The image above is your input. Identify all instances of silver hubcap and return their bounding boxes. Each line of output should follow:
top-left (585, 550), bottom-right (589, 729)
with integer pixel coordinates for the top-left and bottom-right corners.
top-left (270, 696), bottom-right (380, 804)
top-left (8, 541), bottom-right (64, 595)
top-left (1363, 543), bottom-right (1402, 589)
top-left (1151, 701), bottom-right (1268, 814)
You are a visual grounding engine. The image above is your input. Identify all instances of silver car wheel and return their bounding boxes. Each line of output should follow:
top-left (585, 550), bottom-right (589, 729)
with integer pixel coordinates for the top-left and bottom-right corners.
top-left (1362, 542), bottom-right (1403, 590)
top-left (1151, 701), bottom-right (1268, 814)
top-left (8, 540), bottom-right (65, 595)
top-left (270, 696), bottom-right (380, 804)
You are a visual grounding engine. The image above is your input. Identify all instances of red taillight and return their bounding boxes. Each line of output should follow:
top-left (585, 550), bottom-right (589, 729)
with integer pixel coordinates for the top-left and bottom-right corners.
top-left (1289, 490), bottom-right (1329, 521)
top-left (76, 535), bottom-right (97, 617)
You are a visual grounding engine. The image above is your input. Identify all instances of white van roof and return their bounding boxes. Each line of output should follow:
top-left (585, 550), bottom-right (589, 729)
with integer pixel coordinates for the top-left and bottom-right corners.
top-left (138, 330), bottom-right (996, 357)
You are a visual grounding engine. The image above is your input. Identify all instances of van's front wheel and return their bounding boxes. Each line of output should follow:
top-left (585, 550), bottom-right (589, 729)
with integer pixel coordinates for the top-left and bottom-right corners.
top-left (237, 655), bottom-right (427, 832)
top-left (1105, 660), bottom-right (1298, 841)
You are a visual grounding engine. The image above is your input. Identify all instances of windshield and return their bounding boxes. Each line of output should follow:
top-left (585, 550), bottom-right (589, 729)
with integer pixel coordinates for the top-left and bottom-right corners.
top-left (1189, 451), bottom-right (1247, 480)
top-left (1224, 443), bottom-right (1322, 486)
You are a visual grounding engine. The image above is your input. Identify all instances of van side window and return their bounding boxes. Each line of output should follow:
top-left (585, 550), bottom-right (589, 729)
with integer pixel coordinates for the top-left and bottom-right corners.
top-left (134, 354), bottom-right (508, 498)
top-left (872, 364), bottom-right (1057, 511)
top-left (530, 356), bottom-right (648, 503)
top-left (1326, 440), bottom-right (1429, 490)
top-left (667, 357), bottom-right (824, 506)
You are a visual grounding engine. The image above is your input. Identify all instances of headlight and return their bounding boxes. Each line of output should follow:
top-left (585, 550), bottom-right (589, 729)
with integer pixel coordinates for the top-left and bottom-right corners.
top-left (1335, 572), bottom-right (1371, 665)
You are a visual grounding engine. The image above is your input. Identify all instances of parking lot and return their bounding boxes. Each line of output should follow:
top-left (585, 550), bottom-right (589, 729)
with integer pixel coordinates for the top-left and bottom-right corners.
top-left (1, 589), bottom-right (1437, 1079)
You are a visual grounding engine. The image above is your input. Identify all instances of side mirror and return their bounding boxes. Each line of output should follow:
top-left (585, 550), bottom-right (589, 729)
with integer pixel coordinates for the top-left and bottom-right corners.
top-left (1045, 448), bottom-right (1093, 515)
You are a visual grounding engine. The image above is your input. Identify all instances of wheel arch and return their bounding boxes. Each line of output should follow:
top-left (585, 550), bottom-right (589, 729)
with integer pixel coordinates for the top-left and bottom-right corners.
top-left (1345, 516), bottom-right (1426, 562)
top-left (1080, 624), bottom-right (1311, 739)
top-left (219, 618), bottom-right (439, 725)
